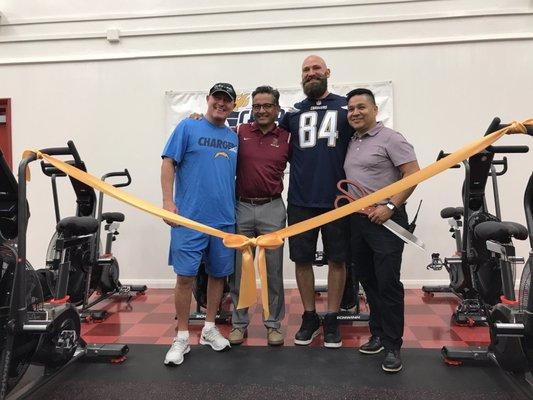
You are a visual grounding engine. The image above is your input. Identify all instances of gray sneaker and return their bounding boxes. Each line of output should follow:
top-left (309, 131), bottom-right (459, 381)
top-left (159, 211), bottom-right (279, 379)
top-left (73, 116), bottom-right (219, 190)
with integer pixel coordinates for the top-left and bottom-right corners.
top-left (267, 328), bottom-right (284, 346)
top-left (229, 327), bottom-right (247, 345)
top-left (164, 336), bottom-right (190, 365)
top-left (200, 326), bottom-right (231, 351)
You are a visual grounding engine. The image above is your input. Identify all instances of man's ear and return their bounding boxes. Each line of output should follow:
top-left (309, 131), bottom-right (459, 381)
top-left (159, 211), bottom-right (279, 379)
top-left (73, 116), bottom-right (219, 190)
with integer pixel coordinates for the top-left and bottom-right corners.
top-left (325, 68), bottom-right (331, 78)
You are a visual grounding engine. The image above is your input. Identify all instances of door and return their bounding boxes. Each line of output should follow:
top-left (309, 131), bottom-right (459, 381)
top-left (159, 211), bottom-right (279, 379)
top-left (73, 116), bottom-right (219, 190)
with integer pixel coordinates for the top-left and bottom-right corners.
top-left (0, 99), bottom-right (12, 169)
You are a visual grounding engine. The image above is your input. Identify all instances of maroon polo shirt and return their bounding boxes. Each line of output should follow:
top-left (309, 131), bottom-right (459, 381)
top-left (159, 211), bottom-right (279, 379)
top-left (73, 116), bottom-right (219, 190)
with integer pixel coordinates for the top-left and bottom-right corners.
top-left (236, 122), bottom-right (291, 198)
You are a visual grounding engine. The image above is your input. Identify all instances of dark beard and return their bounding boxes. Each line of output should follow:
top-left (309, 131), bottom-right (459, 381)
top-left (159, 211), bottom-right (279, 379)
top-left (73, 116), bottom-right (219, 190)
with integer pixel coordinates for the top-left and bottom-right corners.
top-left (302, 76), bottom-right (328, 99)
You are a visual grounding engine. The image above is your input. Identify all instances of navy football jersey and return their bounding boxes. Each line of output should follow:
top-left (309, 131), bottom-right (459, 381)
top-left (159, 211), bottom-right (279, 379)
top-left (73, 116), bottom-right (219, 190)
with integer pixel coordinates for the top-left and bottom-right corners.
top-left (280, 93), bottom-right (353, 208)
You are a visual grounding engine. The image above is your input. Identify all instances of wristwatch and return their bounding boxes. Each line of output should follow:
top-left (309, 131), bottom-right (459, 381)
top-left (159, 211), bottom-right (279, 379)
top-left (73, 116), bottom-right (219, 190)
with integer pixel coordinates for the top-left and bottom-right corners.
top-left (386, 201), bottom-right (396, 212)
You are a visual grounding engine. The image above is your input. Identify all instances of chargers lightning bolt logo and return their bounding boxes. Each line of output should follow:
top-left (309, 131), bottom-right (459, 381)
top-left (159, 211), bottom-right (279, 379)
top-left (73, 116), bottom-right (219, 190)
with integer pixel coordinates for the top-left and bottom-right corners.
top-left (214, 151), bottom-right (229, 159)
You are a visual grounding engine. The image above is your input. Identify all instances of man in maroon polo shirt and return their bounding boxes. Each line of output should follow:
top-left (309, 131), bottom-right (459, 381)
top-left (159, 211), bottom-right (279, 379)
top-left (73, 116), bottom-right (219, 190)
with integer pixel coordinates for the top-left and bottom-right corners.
top-left (228, 85), bottom-right (291, 346)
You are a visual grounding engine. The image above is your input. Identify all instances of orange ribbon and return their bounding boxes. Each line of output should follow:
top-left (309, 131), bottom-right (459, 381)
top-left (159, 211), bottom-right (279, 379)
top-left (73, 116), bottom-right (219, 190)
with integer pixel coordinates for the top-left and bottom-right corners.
top-left (22, 119), bottom-right (532, 319)
top-left (222, 233), bottom-right (283, 318)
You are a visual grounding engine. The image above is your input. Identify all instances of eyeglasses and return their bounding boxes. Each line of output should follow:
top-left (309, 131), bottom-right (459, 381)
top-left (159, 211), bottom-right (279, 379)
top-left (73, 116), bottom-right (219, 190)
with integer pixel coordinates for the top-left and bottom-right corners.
top-left (251, 103), bottom-right (276, 111)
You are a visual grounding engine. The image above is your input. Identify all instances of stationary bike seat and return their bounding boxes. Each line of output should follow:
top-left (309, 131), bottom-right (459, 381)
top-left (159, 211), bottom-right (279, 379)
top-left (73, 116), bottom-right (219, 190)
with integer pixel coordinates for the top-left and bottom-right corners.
top-left (474, 221), bottom-right (528, 243)
top-left (101, 212), bottom-right (125, 223)
top-left (56, 216), bottom-right (99, 237)
top-left (440, 207), bottom-right (464, 219)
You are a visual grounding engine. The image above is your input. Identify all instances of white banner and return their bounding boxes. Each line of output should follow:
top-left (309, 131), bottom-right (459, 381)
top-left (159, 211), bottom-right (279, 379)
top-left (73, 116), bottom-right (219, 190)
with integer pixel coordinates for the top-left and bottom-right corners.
top-left (165, 81), bottom-right (393, 136)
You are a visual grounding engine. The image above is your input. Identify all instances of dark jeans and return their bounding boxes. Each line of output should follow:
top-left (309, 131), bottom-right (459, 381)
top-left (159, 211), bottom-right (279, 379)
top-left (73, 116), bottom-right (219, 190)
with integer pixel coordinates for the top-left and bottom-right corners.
top-left (349, 206), bottom-right (408, 350)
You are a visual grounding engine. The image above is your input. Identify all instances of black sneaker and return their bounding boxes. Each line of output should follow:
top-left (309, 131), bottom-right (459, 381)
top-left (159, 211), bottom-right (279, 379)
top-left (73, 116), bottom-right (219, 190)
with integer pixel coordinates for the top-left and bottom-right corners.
top-left (294, 311), bottom-right (320, 345)
top-left (359, 336), bottom-right (384, 354)
top-left (382, 349), bottom-right (403, 373)
top-left (323, 312), bottom-right (342, 348)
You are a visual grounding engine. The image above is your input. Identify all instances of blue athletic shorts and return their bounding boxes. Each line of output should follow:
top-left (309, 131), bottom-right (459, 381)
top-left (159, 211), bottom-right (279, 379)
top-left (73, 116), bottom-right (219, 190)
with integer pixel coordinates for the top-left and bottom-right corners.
top-left (168, 225), bottom-right (235, 277)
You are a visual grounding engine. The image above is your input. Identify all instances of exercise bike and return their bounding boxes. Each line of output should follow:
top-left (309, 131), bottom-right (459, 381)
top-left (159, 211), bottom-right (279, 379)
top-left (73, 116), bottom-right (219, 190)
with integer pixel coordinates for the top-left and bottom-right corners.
top-left (37, 141), bottom-right (146, 320)
top-left (424, 118), bottom-right (529, 325)
top-left (189, 258), bottom-right (232, 324)
top-left (442, 171), bottom-right (533, 390)
top-left (0, 147), bottom-right (127, 400)
top-left (424, 159), bottom-right (508, 296)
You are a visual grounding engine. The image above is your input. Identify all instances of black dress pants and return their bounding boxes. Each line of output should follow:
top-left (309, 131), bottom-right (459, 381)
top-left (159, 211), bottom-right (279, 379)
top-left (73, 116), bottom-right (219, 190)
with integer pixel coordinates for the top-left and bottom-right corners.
top-left (349, 206), bottom-right (408, 350)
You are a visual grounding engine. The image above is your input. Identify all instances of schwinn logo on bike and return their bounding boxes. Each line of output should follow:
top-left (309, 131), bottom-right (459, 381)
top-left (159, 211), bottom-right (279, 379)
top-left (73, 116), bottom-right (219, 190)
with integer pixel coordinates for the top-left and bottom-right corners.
top-left (337, 315), bottom-right (363, 320)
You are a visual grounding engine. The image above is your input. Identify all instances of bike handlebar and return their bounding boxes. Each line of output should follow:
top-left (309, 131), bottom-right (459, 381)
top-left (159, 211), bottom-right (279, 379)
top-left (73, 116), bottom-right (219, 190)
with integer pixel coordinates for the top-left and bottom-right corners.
top-left (491, 157), bottom-right (508, 176)
top-left (487, 145), bottom-right (529, 153)
top-left (496, 123), bottom-right (533, 136)
top-left (436, 150), bottom-right (461, 168)
top-left (101, 169), bottom-right (132, 188)
top-left (36, 140), bottom-right (82, 163)
top-left (438, 143), bottom-right (529, 168)
top-left (39, 140), bottom-right (85, 177)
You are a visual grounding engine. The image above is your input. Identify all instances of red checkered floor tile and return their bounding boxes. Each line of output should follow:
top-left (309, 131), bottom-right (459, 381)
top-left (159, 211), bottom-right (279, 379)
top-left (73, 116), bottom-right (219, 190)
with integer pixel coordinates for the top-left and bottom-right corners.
top-left (81, 288), bottom-right (490, 348)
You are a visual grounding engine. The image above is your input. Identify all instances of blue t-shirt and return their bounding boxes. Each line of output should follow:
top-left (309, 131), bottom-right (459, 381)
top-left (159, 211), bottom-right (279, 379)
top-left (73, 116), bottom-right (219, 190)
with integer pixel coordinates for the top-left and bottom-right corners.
top-left (280, 93), bottom-right (353, 208)
top-left (162, 118), bottom-right (238, 227)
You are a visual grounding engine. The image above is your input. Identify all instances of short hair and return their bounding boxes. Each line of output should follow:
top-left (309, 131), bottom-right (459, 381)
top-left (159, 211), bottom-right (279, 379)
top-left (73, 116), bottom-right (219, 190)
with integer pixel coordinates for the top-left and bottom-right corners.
top-left (346, 88), bottom-right (376, 105)
top-left (252, 85), bottom-right (280, 106)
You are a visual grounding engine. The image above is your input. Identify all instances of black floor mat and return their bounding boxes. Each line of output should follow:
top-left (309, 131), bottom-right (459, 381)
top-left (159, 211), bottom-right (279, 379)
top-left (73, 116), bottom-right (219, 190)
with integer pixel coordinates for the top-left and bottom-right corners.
top-left (20, 345), bottom-right (533, 400)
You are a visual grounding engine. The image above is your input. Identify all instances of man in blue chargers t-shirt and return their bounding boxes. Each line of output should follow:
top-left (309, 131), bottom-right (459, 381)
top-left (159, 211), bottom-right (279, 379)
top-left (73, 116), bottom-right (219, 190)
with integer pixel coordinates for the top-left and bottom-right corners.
top-left (280, 55), bottom-right (353, 348)
top-left (161, 83), bottom-right (238, 366)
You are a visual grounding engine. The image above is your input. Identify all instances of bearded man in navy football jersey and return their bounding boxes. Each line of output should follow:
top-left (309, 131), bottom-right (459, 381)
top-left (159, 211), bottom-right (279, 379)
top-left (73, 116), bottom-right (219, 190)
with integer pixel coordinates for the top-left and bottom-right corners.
top-left (279, 55), bottom-right (353, 348)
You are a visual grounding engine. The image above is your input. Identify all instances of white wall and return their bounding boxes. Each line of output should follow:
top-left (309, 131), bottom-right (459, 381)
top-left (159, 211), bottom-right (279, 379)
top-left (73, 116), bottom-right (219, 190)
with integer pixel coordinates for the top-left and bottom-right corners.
top-left (0, 0), bottom-right (532, 288)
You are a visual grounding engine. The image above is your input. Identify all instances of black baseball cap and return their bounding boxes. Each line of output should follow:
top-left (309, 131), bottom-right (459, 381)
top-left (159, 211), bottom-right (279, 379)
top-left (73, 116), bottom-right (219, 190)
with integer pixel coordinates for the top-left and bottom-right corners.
top-left (209, 83), bottom-right (237, 101)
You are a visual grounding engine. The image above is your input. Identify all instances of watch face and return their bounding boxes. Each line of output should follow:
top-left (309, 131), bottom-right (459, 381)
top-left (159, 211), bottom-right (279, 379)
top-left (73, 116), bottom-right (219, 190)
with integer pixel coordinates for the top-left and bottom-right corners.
top-left (386, 202), bottom-right (395, 210)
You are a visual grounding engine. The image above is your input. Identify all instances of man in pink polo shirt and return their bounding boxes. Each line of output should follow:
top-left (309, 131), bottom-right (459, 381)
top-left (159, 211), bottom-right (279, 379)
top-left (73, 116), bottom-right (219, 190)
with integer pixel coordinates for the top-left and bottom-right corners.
top-left (229, 85), bottom-right (291, 346)
top-left (344, 88), bottom-right (420, 373)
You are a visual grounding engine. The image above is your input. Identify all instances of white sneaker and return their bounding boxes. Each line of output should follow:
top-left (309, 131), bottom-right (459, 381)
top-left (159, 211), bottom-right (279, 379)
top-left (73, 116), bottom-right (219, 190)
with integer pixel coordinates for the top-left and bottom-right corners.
top-left (199, 326), bottom-right (231, 351)
top-left (164, 337), bottom-right (190, 365)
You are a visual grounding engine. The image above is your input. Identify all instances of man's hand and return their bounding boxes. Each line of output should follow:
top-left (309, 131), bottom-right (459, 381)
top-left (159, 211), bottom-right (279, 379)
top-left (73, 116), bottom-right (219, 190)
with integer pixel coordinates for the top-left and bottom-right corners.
top-left (189, 112), bottom-right (203, 120)
top-left (368, 205), bottom-right (394, 225)
top-left (163, 200), bottom-right (179, 227)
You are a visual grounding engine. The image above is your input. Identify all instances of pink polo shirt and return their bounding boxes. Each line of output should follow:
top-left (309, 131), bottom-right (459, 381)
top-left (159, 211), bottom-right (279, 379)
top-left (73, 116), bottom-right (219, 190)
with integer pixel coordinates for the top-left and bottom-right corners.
top-left (236, 122), bottom-right (291, 198)
top-left (343, 121), bottom-right (416, 196)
